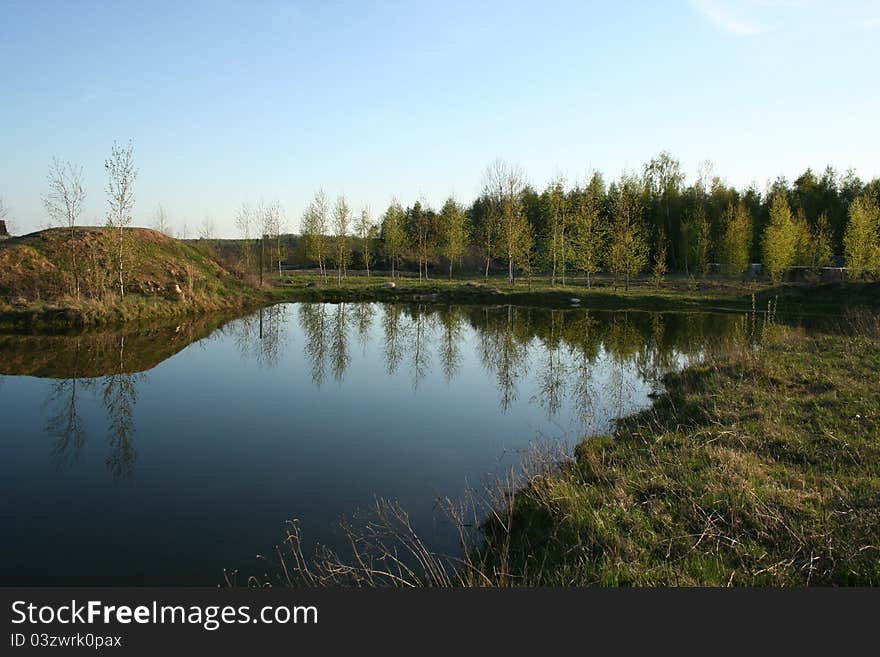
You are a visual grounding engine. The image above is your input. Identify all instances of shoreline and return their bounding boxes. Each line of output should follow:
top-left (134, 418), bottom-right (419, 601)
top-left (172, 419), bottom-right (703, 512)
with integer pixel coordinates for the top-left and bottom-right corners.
top-left (4, 276), bottom-right (877, 333)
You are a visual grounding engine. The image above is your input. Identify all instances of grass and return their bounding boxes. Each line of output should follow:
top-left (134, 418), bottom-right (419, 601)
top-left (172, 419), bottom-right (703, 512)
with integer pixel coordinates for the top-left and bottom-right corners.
top-left (241, 310), bottom-right (880, 587)
top-left (272, 270), bottom-right (880, 317)
top-left (474, 310), bottom-right (880, 585)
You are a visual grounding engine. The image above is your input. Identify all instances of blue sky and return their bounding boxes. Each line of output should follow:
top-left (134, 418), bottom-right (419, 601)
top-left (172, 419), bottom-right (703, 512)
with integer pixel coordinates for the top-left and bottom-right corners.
top-left (2, 0), bottom-right (878, 236)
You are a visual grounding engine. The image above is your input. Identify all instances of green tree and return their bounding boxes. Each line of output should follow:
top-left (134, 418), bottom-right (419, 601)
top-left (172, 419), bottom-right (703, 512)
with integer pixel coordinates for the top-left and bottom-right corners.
top-left (681, 206), bottom-right (711, 276)
top-left (720, 201), bottom-right (752, 276)
top-left (608, 175), bottom-right (649, 290)
top-left (483, 159), bottom-right (531, 284)
top-left (355, 208), bottom-right (376, 276)
top-left (762, 192), bottom-right (797, 281)
top-left (545, 176), bottom-right (571, 285)
top-left (643, 151), bottom-right (684, 269)
top-left (333, 195), bottom-right (350, 283)
top-left (652, 232), bottom-right (668, 287)
top-left (381, 200), bottom-right (406, 278)
top-left (811, 212), bottom-right (834, 268)
top-left (571, 173), bottom-right (606, 288)
top-left (301, 190), bottom-right (330, 278)
top-left (438, 197), bottom-right (469, 278)
top-left (843, 194), bottom-right (880, 279)
top-left (792, 208), bottom-right (814, 266)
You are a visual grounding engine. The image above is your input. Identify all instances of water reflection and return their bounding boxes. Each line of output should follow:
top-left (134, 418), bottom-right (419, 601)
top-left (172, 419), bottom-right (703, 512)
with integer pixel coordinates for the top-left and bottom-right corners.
top-left (229, 304), bottom-right (290, 369)
top-left (1, 316), bottom-right (232, 479)
top-left (0, 302), bottom-right (799, 584)
top-left (1, 302), bottom-right (769, 482)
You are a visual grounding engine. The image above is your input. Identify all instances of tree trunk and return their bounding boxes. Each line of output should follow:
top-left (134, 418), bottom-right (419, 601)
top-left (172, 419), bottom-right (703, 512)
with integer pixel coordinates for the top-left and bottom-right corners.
top-left (118, 226), bottom-right (125, 300)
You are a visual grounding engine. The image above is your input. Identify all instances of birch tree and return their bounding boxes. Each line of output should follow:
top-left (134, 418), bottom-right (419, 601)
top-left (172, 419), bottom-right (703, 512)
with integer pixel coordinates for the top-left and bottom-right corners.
top-left (720, 201), bottom-right (752, 276)
top-left (762, 192), bottom-right (797, 281)
top-left (259, 200), bottom-right (283, 278)
top-left (355, 207), bottom-right (376, 275)
top-left (608, 175), bottom-right (648, 290)
top-left (381, 200), bottom-right (406, 278)
top-left (333, 195), bottom-right (350, 283)
top-left (812, 212), bottom-right (834, 268)
top-left (153, 204), bottom-right (172, 236)
top-left (235, 202), bottom-right (254, 273)
top-left (571, 172), bottom-right (606, 288)
top-left (42, 158), bottom-right (86, 299)
top-left (104, 141), bottom-right (137, 300)
top-left (545, 176), bottom-right (571, 285)
top-left (301, 190), bottom-right (330, 278)
top-left (844, 194), bottom-right (880, 279)
top-left (439, 197), bottom-right (469, 279)
top-left (483, 159), bottom-right (530, 285)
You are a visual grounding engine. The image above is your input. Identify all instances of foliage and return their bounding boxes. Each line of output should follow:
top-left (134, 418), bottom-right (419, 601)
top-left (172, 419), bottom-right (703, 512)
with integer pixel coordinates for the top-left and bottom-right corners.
top-left (720, 201), bottom-right (752, 276)
top-left (608, 174), bottom-right (649, 289)
top-left (762, 192), bottom-right (797, 281)
top-left (844, 194), bottom-right (880, 279)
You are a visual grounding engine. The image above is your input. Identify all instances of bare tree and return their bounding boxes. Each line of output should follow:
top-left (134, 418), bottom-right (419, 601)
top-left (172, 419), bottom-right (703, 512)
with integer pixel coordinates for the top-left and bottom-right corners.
top-left (199, 215), bottom-right (217, 241)
top-left (0, 196), bottom-right (10, 235)
top-left (42, 158), bottom-right (86, 299)
top-left (104, 141), bottom-right (138, 300)
top-left (235, 202), bottom-right (254, 273)
top-left (153, 204), bottom-right (172, 236)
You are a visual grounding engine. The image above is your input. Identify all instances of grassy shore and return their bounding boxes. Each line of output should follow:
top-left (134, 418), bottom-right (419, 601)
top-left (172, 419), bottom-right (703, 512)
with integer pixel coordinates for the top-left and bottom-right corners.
top-left (272, 271), bottom-right (880, 317)
top-left (473, 311), bottom-right (880, 586)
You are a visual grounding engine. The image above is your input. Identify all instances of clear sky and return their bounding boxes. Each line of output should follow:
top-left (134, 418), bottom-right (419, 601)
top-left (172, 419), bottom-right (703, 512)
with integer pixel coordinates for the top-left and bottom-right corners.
top-left (2, 0), bottom-right (878, 237)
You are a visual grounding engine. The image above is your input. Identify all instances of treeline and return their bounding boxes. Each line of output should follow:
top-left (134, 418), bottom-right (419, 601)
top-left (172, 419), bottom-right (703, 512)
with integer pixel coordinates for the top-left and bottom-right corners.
top-left (292, 153), bottom-right (880, 285)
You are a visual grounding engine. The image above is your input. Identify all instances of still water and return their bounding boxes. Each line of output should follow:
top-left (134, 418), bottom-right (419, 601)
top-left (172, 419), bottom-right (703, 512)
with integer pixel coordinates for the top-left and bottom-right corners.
top-left (1, 302), bottom-right (757, 585)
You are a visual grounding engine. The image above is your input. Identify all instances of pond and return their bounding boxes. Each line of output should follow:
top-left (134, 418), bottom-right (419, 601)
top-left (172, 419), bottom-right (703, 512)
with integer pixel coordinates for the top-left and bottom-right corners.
top-left (0, 302), bottom-right (770, 585)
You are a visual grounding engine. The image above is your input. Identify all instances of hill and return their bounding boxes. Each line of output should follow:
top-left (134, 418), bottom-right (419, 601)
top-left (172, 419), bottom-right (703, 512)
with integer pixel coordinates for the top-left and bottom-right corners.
top-left (0, 227), bottom-right (262, 329)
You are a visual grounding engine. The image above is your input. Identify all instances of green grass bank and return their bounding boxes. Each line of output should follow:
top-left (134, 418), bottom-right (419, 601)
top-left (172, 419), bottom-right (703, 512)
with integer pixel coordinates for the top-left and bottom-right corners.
top-left (473, 312), bottom-right (880, 585)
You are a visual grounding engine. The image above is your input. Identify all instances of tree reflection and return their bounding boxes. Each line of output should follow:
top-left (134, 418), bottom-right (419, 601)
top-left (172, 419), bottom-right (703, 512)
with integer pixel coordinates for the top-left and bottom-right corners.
top-left (478, 306), bottom-right (530, 413)
top-left (535, 309), bottom-right (567, 418)
top-left (330, 303), bottom-right (351, 382)
top-left (43, 338), bottom-right (91, 469)
top-left (354, 303), bottom-right (376, 355)
top-left (229, 304), bottom-right (290, 369)
top-left (437, 306), bottom-right (464, 383)
top-left (101, 335), bottom-right (144, 480)
top-left (299, 303), bottom-right (329, 385)
top-left (381, 304), bottom-right (406, 376)
top-left (565, 311), bottom-right (600, 432)
top-left (9, 301), bottom-right (764, 483)
top-left (408, 305), bottom-right (433, 390)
